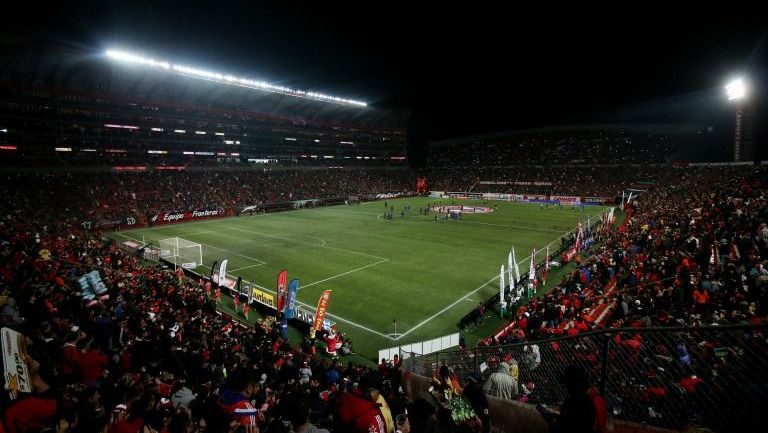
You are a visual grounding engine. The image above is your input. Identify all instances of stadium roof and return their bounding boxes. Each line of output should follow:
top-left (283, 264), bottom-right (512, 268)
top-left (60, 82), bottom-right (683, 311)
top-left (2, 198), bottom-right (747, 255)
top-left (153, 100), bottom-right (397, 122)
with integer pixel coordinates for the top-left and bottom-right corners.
top-left (0, 38), bottom-right (408, 128)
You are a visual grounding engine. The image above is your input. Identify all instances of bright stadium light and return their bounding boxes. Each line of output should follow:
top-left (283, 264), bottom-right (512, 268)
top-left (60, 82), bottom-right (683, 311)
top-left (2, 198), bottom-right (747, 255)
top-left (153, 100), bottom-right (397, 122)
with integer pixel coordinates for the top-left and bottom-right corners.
top-left (725, 78), bottom-right (747, 100)
top-left (105, 48), bottom-right (367, 107)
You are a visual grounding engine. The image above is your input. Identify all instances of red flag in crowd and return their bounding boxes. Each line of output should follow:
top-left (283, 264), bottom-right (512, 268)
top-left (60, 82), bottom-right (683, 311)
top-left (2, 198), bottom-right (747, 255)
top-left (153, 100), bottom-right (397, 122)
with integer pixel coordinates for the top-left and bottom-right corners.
top-left (276, 270), bottom-right (288, 314)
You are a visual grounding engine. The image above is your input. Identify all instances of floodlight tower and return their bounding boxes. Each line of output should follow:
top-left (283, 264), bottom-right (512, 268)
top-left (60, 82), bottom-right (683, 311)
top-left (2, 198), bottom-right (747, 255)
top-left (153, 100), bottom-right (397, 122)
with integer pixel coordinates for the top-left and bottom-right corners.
top-left (725, 78), bottom-right (754, 162)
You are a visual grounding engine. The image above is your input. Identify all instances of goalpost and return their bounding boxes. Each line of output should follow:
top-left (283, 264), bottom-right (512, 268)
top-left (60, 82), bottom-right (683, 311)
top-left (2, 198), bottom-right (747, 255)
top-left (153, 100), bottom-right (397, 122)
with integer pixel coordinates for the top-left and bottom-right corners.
top-left (159, 237), bottom-right (203, 269)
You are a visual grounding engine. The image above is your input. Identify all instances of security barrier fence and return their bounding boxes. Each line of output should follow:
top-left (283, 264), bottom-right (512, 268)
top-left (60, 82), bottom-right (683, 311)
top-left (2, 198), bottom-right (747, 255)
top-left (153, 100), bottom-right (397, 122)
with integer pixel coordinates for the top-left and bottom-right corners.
top-left (401, 324), bottom-right (768, 432)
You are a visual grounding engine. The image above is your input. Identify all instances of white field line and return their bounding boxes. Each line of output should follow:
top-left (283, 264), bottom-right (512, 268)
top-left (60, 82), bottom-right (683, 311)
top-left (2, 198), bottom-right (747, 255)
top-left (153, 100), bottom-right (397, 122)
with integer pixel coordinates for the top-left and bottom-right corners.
top-left (118, 232), bottom-right (393, 339)
top-left (300, 258), bottom-right (390, 290)
top-left (228, 227), bottom-right (390, 261)
top-left (446, 219), bottom-right (564, 233)
top-left (394, 208), bottom-right (606, 341)
top-left (244, 279), bottom-right (395, 340)
top-left (229, 263), bottom-right (267, 272)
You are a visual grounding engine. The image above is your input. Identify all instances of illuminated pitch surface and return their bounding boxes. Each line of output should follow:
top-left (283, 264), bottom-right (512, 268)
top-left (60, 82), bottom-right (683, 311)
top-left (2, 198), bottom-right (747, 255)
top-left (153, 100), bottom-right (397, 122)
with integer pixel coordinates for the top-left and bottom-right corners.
top-left (112, 197), bottom-right (606, 358)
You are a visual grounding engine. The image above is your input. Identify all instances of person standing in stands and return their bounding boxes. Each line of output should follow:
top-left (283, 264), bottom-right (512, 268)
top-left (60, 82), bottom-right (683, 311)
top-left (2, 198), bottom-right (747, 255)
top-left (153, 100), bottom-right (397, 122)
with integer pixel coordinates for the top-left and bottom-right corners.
top-left (335, 373), bottom-right (387, 433)
top-left (541, 365), bottom-right (607, 433)
top-left (220, 372), bottom-right (261, 427)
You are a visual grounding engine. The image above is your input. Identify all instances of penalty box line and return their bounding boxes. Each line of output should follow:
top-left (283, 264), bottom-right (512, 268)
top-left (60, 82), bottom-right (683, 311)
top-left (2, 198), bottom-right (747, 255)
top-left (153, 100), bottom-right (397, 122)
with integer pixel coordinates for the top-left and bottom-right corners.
top-left (394, 208), bottom-right (606, 341)
top-left (243, 279), bottom-right (396, 340)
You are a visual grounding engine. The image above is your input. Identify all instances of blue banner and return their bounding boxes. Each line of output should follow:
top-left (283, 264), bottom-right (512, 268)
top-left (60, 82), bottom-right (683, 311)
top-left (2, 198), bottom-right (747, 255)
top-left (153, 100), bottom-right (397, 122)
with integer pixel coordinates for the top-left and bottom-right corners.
top-left (285, 279), bottom-right (299, 319)
top-left (281, 316), bottom-right (288, 340)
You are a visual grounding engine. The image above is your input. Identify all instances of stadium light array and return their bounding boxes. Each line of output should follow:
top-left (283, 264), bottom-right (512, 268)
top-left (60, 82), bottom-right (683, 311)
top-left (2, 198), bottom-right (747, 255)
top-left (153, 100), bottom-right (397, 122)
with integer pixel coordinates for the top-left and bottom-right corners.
top-left (105, 49), bottom-right (367, 107)
top-left (725, 78), bottom-right (747, 101)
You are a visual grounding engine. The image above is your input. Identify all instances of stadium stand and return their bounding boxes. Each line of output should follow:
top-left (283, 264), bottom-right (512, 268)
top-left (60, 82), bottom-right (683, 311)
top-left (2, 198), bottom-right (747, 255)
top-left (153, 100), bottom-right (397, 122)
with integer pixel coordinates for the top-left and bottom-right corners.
top-left (2, 38), bottom-right (767, 433)
top-left (404, 165), bottom-right (768, 432)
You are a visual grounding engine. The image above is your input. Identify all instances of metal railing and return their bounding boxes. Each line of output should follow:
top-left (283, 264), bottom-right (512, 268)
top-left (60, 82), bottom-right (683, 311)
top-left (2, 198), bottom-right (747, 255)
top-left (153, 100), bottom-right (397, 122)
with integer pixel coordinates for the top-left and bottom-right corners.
top-left (402, 323), bottom-right (768, 432)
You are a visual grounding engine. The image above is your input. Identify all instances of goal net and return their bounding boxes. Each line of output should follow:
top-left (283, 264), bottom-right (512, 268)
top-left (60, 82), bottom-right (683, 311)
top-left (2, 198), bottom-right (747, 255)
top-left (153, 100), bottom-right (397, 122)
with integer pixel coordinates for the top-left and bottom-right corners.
top-left (159, 237), bottom-right (203, 269)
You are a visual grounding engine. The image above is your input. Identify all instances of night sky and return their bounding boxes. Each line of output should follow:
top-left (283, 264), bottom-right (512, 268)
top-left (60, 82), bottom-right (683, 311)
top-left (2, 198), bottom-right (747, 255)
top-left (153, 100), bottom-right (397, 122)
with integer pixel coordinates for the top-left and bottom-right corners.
top-left (7, 2), bottom-right (768, 143)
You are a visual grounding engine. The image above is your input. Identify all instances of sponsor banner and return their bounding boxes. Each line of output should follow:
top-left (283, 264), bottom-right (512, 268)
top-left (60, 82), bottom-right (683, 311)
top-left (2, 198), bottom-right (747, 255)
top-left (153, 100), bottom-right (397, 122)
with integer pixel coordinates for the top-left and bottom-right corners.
top-left (295, 306), bottom-right (334, 331)
top-left (429, 191), bottom-right (445, 198)
top-left (551, 195), bottom-right (581, 204)
top-left (250, 287), bottom-right (276, 309)
top-left (312, 290), bottom-right (333, 331)
top-left (149, 208), bottom-right (225, 225)
top-left (82, 216), bottom-right (139, 230)
top-left (445, 192), bottom-right (483, 200)
top-left (562, 246), bottom-right (578, 263)
top-left (213, 272), bottom-right (237, 290)
top-left (2, 327), bottom-right (31, 400)
top-left (479, 181), bottom-right (552, 186)
top-left (375, 193), bottom-right (402, 200)
top-left (285, 279), bottom-right (299, 319)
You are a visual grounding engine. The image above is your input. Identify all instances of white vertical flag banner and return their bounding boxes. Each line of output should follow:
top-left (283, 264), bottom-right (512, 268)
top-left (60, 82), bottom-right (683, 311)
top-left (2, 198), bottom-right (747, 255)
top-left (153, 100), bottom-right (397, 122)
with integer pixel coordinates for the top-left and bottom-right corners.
top-left (621, 191), bottom-right (625, 210)
top-left (499, 264), bottom-right (506, 306)
top-left (218, 259), bottom-right (228, 286)
top-left (507, 252), bottom-right (514, 294)
top-left (544, 245), bottom-right (550, 284)
top-left (512, 246), bottom-right (521, 284)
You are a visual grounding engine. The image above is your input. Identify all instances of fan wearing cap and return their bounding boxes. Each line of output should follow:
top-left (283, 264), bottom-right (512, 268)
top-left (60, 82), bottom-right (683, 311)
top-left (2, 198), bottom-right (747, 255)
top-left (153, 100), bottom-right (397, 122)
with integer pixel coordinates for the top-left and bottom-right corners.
top-left (335, 373), bottom-right (388, 433)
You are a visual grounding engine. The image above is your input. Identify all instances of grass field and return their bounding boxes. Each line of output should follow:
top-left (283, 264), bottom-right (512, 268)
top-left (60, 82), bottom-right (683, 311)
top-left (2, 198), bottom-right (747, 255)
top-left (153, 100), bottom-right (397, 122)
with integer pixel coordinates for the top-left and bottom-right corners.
top-left (111, 197), bottom-right (607, 360)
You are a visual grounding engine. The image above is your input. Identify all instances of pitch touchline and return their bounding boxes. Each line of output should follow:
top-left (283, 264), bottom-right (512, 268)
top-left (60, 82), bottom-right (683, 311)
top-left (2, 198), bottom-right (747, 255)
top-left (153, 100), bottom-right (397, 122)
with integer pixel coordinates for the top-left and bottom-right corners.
top-left (228, 227), bottom-right (390, 261)
top-left (394, 209), bottom-right (606, 341)
top-left (244, 279), bottom-right (395, 340)
top-left (117, 233), bottom-right (393, 339)
top-left (447, 219), bottom-right (564, 233)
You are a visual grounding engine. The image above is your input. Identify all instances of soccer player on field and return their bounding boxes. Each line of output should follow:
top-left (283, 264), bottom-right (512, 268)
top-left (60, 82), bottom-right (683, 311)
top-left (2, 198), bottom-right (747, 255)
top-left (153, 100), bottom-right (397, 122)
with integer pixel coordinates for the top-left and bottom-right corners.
top-left (233, 294), bottom-right (239, 312)
top-left (215, 287), bottom-right (222, 303)
top-left (242, 302), bottom-right (249, 319)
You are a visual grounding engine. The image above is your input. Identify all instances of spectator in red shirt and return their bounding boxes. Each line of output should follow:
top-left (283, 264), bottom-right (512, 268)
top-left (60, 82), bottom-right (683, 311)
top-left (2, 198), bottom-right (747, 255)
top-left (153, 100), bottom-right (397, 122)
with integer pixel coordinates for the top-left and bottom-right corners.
top-left (78, 341), bottom-right (109, 386)
top-left (3, 355), bottom-right (58, 433)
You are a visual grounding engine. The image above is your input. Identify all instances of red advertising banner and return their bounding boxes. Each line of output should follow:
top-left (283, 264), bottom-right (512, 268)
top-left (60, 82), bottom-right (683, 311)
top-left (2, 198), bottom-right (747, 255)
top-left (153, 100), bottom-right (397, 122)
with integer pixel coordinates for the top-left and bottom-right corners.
top-left (276, 270), bottom-right (288, 314)
top-left (312, 290), bottom-right (333, 331)
top-left (149, 208), bottom-right (226, 225)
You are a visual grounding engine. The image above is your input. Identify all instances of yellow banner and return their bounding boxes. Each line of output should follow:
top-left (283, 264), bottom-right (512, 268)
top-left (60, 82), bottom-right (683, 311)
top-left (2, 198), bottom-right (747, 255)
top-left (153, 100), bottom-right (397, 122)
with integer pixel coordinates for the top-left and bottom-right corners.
top-left (251, 287), bottom-right (276, 309)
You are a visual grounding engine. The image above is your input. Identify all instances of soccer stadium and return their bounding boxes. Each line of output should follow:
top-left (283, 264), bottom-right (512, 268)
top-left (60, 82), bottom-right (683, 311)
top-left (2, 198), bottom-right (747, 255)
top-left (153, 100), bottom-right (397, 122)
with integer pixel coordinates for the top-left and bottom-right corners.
top-left (1, 8), bottom-right (767, 433)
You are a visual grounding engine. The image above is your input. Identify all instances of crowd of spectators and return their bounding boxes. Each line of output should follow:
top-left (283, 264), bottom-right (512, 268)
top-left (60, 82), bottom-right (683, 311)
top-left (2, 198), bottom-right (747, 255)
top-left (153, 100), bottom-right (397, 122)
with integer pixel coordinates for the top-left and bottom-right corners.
top-left (0, 191), bottom-right (457, 433)
top-left (428, 128), bottom-right (706, 166)
top-left (0, 164), bottom-right (652, 225)
top-left (3, 161), bottom-right (767, 432)
top-left (465, 165), bottom-right (768, 430)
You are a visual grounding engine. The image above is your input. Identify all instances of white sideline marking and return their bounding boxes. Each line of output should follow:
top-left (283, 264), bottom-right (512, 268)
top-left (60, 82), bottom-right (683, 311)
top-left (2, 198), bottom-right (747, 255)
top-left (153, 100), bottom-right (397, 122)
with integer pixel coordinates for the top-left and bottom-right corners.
top-left (301, 258), bottom-right (390, 289)
top-left (178, 230), bottom-right (217, 236)
top-left (244, 279), bottom-right (395, 340)
top-left (228, 227), bottom-right (390, 261)
top-left (394, 274), bottom-right (501, 341)
top-left (447, 219), bottom-right (564, 233)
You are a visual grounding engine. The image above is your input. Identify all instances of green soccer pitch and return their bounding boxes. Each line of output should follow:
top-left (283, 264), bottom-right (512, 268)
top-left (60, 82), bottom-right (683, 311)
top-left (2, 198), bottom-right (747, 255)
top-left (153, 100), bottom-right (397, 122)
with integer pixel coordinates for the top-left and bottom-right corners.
top-left (111, 197), bottom-right (608, 360)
